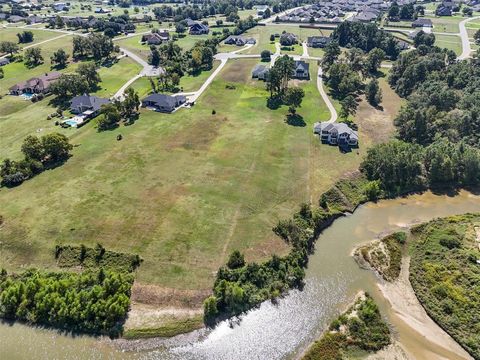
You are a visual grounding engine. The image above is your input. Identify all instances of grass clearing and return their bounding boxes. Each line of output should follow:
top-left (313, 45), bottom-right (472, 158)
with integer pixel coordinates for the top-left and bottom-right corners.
top-left (0, 59), bottom-right (400, 294)
top-left (93, 57), bottom-right (141, 98)
top-left (0, 28), bottom-right (63, 49)
top-left (434, 34), bottom-right (462, 55)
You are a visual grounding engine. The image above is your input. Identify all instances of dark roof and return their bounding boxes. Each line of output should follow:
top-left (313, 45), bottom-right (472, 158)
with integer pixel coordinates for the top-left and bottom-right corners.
top-left (10, 72), bottom-right (61, 92)
top-left (295, 60), bottom-right (309, 72)
top-left (0, 58), bottom-right (10, 66)
top-left (143, 93), bottom-right (186, 108)
top-left (252, 64), bottom-right (269, 77)
top-left (412, 18), bottom-right (433, 26)
top-left (70, 95), bottom-right (110, 112)
top-left (190, 23), bottom-right (209, 31)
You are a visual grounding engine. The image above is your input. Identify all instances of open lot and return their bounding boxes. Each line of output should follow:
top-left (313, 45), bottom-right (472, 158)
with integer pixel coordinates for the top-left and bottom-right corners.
top-left (426, 15), bottom-right (465, 33)
top-left (0, 57), bottom-right (402, 293)
top-left (0, 13), bottom-right (402, 297)
top-left (434, 33), bottom-right (462, 54)
top-left (0, 27), bottom-right (63, 49)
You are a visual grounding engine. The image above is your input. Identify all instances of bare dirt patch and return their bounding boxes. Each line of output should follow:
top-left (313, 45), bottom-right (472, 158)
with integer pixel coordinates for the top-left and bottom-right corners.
top-left (355, 77), bottom-right (401, 144)
top-left (131, 282), bottom-right (211, 308)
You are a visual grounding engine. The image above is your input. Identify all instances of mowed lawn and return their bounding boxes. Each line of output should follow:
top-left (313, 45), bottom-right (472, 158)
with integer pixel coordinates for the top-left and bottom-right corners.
top-left (0, 27), bottom-right (63, 49)
top-left (434, 33), bottom-right (462, 55)
top-left (0, 56), bottom-right (141, 158)
top-left (0, 58), bottom-right (399, 292)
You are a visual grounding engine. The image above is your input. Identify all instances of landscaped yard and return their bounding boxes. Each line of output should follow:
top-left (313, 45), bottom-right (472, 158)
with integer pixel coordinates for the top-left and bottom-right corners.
top-left (93, 57), bottom-right (142, 98)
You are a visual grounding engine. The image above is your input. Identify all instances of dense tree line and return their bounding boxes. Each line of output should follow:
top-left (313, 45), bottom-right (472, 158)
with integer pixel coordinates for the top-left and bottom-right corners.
top-left (331, 22), bottom-right (402, 60)
top-left (360, 139), bottom-right (480, 195)
top-left (0, 269), bottom-right (132, 336)
top-left (389, 46), bottom-right (480, 148)
top-left (0, 133), bottom-right (73, 187)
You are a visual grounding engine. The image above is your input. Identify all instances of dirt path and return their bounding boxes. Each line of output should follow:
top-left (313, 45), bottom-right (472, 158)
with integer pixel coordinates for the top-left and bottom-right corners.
top-left (379, 257), bottom-right (473, 360)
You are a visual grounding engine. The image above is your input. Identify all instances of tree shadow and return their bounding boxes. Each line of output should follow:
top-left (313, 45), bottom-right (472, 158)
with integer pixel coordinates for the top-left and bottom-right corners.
top-left (267, 96), bottom-right (282, 109)
top-left (285, 113), bottom-right (306, 127)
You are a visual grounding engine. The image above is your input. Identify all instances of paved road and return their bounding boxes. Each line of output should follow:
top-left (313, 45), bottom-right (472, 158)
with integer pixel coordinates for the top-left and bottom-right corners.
top-left (258, 6), bottom-right (304, 24)
top-left (3, 25), bottom-right (162, 97)
top-left (316, 66), bottom-right (337, 123)
top-left (458, 16), bottom-right (480, 60)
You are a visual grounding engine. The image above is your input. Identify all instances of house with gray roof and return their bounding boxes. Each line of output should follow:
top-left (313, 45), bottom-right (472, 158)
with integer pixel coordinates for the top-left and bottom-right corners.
top-left (0, 58), bottom-right (10, 67)
top-left (293, 60), bottom-right (310, 79)
top-left (314, 122), bottom-right (358, 147)
top-left (412, 18), bottom-right (433, 28)
top-left (280, 32), bottom-right (298, 46)
top-left (189, 23), bottom-right (209, 35)
top-left (142, 93), bottom-right (186, 113)
top-left (224, 35), bottom-right (256, 46)
top-left (252, 64), bottom-right (270, 81)
top-left (307, 36), bottom-right (331, 48)
top-left (70, 95), bottom-right (110, 116)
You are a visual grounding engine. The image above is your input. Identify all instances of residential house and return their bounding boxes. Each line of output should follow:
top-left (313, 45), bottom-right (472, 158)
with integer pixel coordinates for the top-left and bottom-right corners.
top-left (436, 1), bottom-right (454, 16)
top-left (307, 36), bottom-right (331, 48)
top-left (185, 18), bottom-right (197, 27)
top-left (348, 10), bottom-right (378, 22)
top-left (52, 2), bottom-right (68, 11)
top-left (256, 5), bottom-right (269, 16)
top-left (8, 15), bottom-right (26, 23)
top-left (252, 64), bottom-right (270, 80)
top-left (27, 15), bottom-right (44, 24)
top-left (95, 7), bottom-right (111, 14)
top-left (293, 60), bottom-right (310, 79)
top-left (9, 72), bottom-right (61, 95)
top-left (189, 23), bottom-right (209, 35)
top-left (412, 18), bottom-right (433, 27)
top-left (142, 93), bottom-right (187, 113)
top-left (142, 31), bottom-right (169, 45)
top-left (224, 35), bottom-right (256, 46)
top-left (280, 32), bottom-right (298, 46)
top-left (70, 94), bottom-right (110, 116)
top-left (0, 13), bottom-right (8, 21)
top-left (0, 58), bottom-right (10, 67)
top-left (313, 122), bottom-right (359, 147)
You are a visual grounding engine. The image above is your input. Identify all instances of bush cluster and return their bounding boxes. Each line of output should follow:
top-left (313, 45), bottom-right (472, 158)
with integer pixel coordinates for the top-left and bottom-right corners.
top-left (0, 269), bottom-right (133, 336)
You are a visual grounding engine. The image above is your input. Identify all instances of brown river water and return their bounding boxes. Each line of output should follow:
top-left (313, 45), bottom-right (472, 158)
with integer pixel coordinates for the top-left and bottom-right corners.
top-left (1, 190), bottom-right (479, 360)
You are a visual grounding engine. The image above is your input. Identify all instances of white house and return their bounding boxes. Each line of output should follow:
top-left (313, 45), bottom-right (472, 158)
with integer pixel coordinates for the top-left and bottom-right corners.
top-left (314, 122), bottom-right (358, 147)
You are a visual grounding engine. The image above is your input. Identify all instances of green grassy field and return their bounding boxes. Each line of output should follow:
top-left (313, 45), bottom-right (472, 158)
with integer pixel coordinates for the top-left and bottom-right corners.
top-left (0, 35), bottom-right (74, 92)
top-left (93, 57), bottom-right (141, 98)
top-left (427, 15), bottom-right (465, 33)
top-left (0, 45), bottom-right (401, 294)
top-left (434, 34), bottom-right (462, 55)
top-left (0, 28), bottom-right (63, 49)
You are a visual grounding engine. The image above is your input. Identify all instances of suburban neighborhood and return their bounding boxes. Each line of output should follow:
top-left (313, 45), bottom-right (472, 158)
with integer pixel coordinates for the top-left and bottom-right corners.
top-left (1, 0), bottom-right (480, 359)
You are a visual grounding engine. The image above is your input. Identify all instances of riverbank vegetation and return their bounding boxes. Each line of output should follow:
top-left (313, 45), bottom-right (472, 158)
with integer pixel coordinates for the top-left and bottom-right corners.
top-left (204, 173), bottom-right (380, 323)
top-left (410, 214), bottom-right (480, 359)
top-left (0, 268), bottom-right (133, 336)
top-left (302, 293), bottom-right (391, 360)
top-left (355, 232), bottom-right (406, 282)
